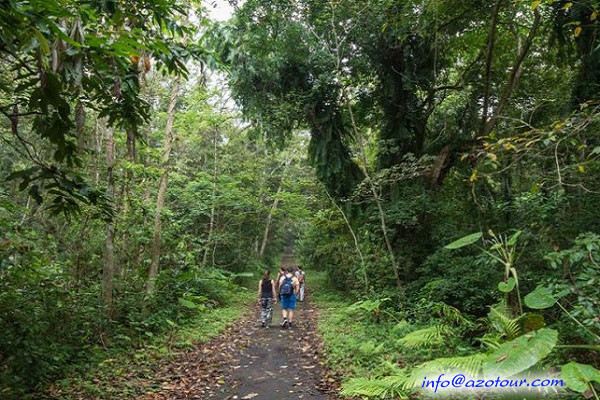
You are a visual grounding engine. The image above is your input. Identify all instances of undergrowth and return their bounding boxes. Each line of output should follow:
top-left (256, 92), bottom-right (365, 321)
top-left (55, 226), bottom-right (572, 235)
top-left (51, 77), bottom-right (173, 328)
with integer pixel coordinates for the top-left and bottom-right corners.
top-left (309, 269), bottom-right (586, 400)
top-left (28, 290), bottom-right (252, 400)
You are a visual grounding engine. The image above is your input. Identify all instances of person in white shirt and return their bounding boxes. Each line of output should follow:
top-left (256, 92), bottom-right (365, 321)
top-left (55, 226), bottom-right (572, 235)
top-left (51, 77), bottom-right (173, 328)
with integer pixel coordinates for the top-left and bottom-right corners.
top-left (296, 265), bottom-right (306, 302)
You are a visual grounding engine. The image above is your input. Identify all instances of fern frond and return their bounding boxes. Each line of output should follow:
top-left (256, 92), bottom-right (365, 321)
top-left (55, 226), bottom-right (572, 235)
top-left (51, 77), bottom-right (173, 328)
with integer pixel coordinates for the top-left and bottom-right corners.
top-left (488, 305), bottom-right (521, 339)
top-left (414, 353), bottom-right (486, 378)
top-left (342, 354), bottom-right (486, 397)
top-left (397, 324), bottom-right (452, 348)
top-left (432, 302), bottom-right (474, 327)
top-left (476, 333), bottom-right (502, 350)
top-left (342, 376), bottom-right (410, 399)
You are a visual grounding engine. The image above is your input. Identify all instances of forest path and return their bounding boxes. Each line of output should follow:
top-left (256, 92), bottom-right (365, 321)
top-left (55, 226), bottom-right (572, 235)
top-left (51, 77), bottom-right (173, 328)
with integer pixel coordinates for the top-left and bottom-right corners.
top-left (137, 250), bottom-right (338, 400)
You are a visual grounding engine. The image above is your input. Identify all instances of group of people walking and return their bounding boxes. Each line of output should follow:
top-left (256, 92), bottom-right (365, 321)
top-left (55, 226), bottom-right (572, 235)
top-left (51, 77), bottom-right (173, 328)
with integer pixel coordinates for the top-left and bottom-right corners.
top-left (257, 265), bottom-right (306, 329)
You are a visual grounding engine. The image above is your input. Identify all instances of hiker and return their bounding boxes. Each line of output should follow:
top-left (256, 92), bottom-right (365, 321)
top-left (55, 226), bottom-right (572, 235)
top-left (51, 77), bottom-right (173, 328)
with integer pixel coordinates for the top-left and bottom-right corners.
top-left (278, 266), bottom-right (299, 328)
top-left (258, 270), bottom-right (277, 327)
top-left (296, 265), bottom-right (306, 302)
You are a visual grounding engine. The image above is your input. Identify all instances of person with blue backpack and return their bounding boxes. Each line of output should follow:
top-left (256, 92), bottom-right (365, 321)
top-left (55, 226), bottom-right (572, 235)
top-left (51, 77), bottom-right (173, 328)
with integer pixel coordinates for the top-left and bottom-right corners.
top-left (278, 266), bottom-right (299, 328)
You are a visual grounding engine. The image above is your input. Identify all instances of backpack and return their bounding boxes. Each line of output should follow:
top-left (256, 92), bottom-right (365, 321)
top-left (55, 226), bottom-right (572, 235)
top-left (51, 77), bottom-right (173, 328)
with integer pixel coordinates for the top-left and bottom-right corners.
top-left (280, 276), bottom-right (293, 296)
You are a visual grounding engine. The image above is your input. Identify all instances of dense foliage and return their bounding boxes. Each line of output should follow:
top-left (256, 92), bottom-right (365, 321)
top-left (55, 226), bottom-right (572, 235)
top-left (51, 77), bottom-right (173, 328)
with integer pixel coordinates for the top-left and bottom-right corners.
top-left (1, 0), bottom-right (600, 398)
top-left (0, 1), bottom-right (317, 397)
top-left (215, 0), bottom-right (600, 398)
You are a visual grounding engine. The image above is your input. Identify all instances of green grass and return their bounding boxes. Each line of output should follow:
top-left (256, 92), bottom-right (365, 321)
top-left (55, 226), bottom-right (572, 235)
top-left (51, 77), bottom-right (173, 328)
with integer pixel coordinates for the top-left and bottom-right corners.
top-left (309, 270), bottom-right (452, 399)
top-left (35, 291), bottom-right (252, 400)
top-left (310, 271), bottom-right (408, 379)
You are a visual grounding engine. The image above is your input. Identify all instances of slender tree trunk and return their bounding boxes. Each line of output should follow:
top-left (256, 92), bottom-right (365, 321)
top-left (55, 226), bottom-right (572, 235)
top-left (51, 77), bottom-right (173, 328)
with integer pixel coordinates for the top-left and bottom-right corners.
top-left (483, 9), bottom-right (541, 135)
top-left (327, 6), bottom-right (401, 287)
top-left (119, 129), bottom-right (136, 278)
top-left (479, 0), bottom-right (502, 136)
top-left (103, 121), bottom-right (116, 311)
top-left (146, 76), bottom-right (180, 296)
top-left (323, 186), bottom-right (369, 293)
top-left (347, 101), bottom-right (402, 287)
top-left (93, 116), bottom-right (102, 185)
top-left (203, 130), bottom-right (219, 266)
top-left (259, 165), bottom-right (287, 258)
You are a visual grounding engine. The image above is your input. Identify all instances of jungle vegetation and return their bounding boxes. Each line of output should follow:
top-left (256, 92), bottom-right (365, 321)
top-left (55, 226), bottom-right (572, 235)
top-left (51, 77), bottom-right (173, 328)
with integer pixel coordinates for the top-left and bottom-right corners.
top-left (1, 0), bottom-right (599, 398)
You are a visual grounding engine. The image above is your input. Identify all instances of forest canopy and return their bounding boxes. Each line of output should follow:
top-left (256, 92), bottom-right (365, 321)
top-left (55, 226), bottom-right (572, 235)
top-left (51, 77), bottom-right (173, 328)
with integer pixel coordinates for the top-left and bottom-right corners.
top-left (1, 0), bottom-right (600, 398)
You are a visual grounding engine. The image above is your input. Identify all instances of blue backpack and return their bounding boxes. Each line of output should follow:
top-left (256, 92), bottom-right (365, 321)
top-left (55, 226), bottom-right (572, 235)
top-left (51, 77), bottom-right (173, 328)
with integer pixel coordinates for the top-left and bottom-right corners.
top-left (280, 276), bottom-right (293, 296)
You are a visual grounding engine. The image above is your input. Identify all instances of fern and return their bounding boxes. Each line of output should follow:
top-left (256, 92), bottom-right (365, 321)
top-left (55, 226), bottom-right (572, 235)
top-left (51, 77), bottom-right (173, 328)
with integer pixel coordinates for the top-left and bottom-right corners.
top-left (487, 305), bottom-right (521, 339)
top-left (358, 341), bottom-right (385, 355)
top-left (476, 333), bottom-right (502, 350)
top-left (342, 354), bottom-right (487, 397)
top-left (397, 324), bottom-right (452, 348)
top-left (406, 353), bottom-right (487, 383)
top-left (342, 375), bottom-right (410, 399)
top-left (431, 302), bottom-right (474, 327)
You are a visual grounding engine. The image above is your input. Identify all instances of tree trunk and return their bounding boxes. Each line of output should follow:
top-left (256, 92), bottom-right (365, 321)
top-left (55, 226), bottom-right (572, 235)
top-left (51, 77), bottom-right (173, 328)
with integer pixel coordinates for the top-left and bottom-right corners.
top-left (119, 128), bottom-right (136, 278)
top-left (483, 9), bottom-right (541, 135)
top-left (259, 165), bottom-right (287, 258)
top-left (479, 0), bottom-right (502, 136)
top-left (203, 130), bottom-right (219, 266)
top-left (328, 11), bottom-right (401, 287)
top-left (93, 116), bottom-right (102, 185)
top-left (347, 101), bottom-right (402, 287)
top-left (146, 76), bottom-right (180, 296)
top-left (103, 121), bottom-right (115, 312)
top-left (323, 186), bottom-right (369, 293)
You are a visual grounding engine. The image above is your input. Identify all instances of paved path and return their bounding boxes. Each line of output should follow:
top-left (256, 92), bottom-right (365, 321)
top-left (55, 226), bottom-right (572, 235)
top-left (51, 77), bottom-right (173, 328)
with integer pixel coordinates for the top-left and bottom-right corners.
top-left (209, 297), bottom-right (329, 400)
top-left (138, 250), bottom-right (336, 400)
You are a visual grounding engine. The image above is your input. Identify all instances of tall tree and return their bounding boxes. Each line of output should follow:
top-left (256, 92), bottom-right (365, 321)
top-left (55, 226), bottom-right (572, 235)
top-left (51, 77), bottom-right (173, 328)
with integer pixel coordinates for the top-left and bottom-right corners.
top-left (147, 77), bottom-right (181, 296)
top-left (102, 121), bottom-right (116, 310)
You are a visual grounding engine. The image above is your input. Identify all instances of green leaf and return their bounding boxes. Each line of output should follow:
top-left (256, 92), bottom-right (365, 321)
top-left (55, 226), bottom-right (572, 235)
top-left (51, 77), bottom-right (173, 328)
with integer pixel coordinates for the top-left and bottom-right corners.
top-left (398, 325), bottom-right (452, 348)
top-left (531, 0), bottom-right (541, 10)
top-left (165, 319), bottom-right (176, 327)
top-left (482, 328), bottom-right (558, 377)
top-left (507, 230), bottom-right (522, 246)
top-left (178, 298), bottom-right (198, 309)
top-left (561, 362), bottom-right (600, 393)
top-left (445, 232), bottom-right (482, 249)
top-left (498, 277), bottom-right (516, 293)
top-left (524, 285), bottom-right (556, 309)
top-left (35, 30), bottom-right (50, 55)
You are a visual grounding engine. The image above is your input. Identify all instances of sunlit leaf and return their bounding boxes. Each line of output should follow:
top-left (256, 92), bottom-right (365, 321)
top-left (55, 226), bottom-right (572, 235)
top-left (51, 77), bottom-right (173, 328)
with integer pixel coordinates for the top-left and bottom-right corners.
top-left (444, 232), bottom-right (482, 249)
top-left (498, 277), bottom-right (516, 293)
top-left (524, 286), bottom-right (556, 309)
top-left (507, 230), bottom-right (522, 246)
top-left (562, 362), bottom-right (600, 393)
top-left (482, 329), bottom-right (558, 377)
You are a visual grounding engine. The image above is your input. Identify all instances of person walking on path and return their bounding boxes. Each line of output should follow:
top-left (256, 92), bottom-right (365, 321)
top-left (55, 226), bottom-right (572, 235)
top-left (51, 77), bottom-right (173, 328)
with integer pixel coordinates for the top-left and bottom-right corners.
top-left (257, 270), bottom-right (277, 327)
top-left (296, 265), bottom-right (306, 302)
top-left (278, 266), bottom-right (299, 329)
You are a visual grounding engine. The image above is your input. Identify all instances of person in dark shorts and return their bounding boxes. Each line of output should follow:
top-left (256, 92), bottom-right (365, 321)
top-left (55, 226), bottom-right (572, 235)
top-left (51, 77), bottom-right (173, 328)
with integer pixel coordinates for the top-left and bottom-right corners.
top-left (258, 270), bottom-right (277, 327)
